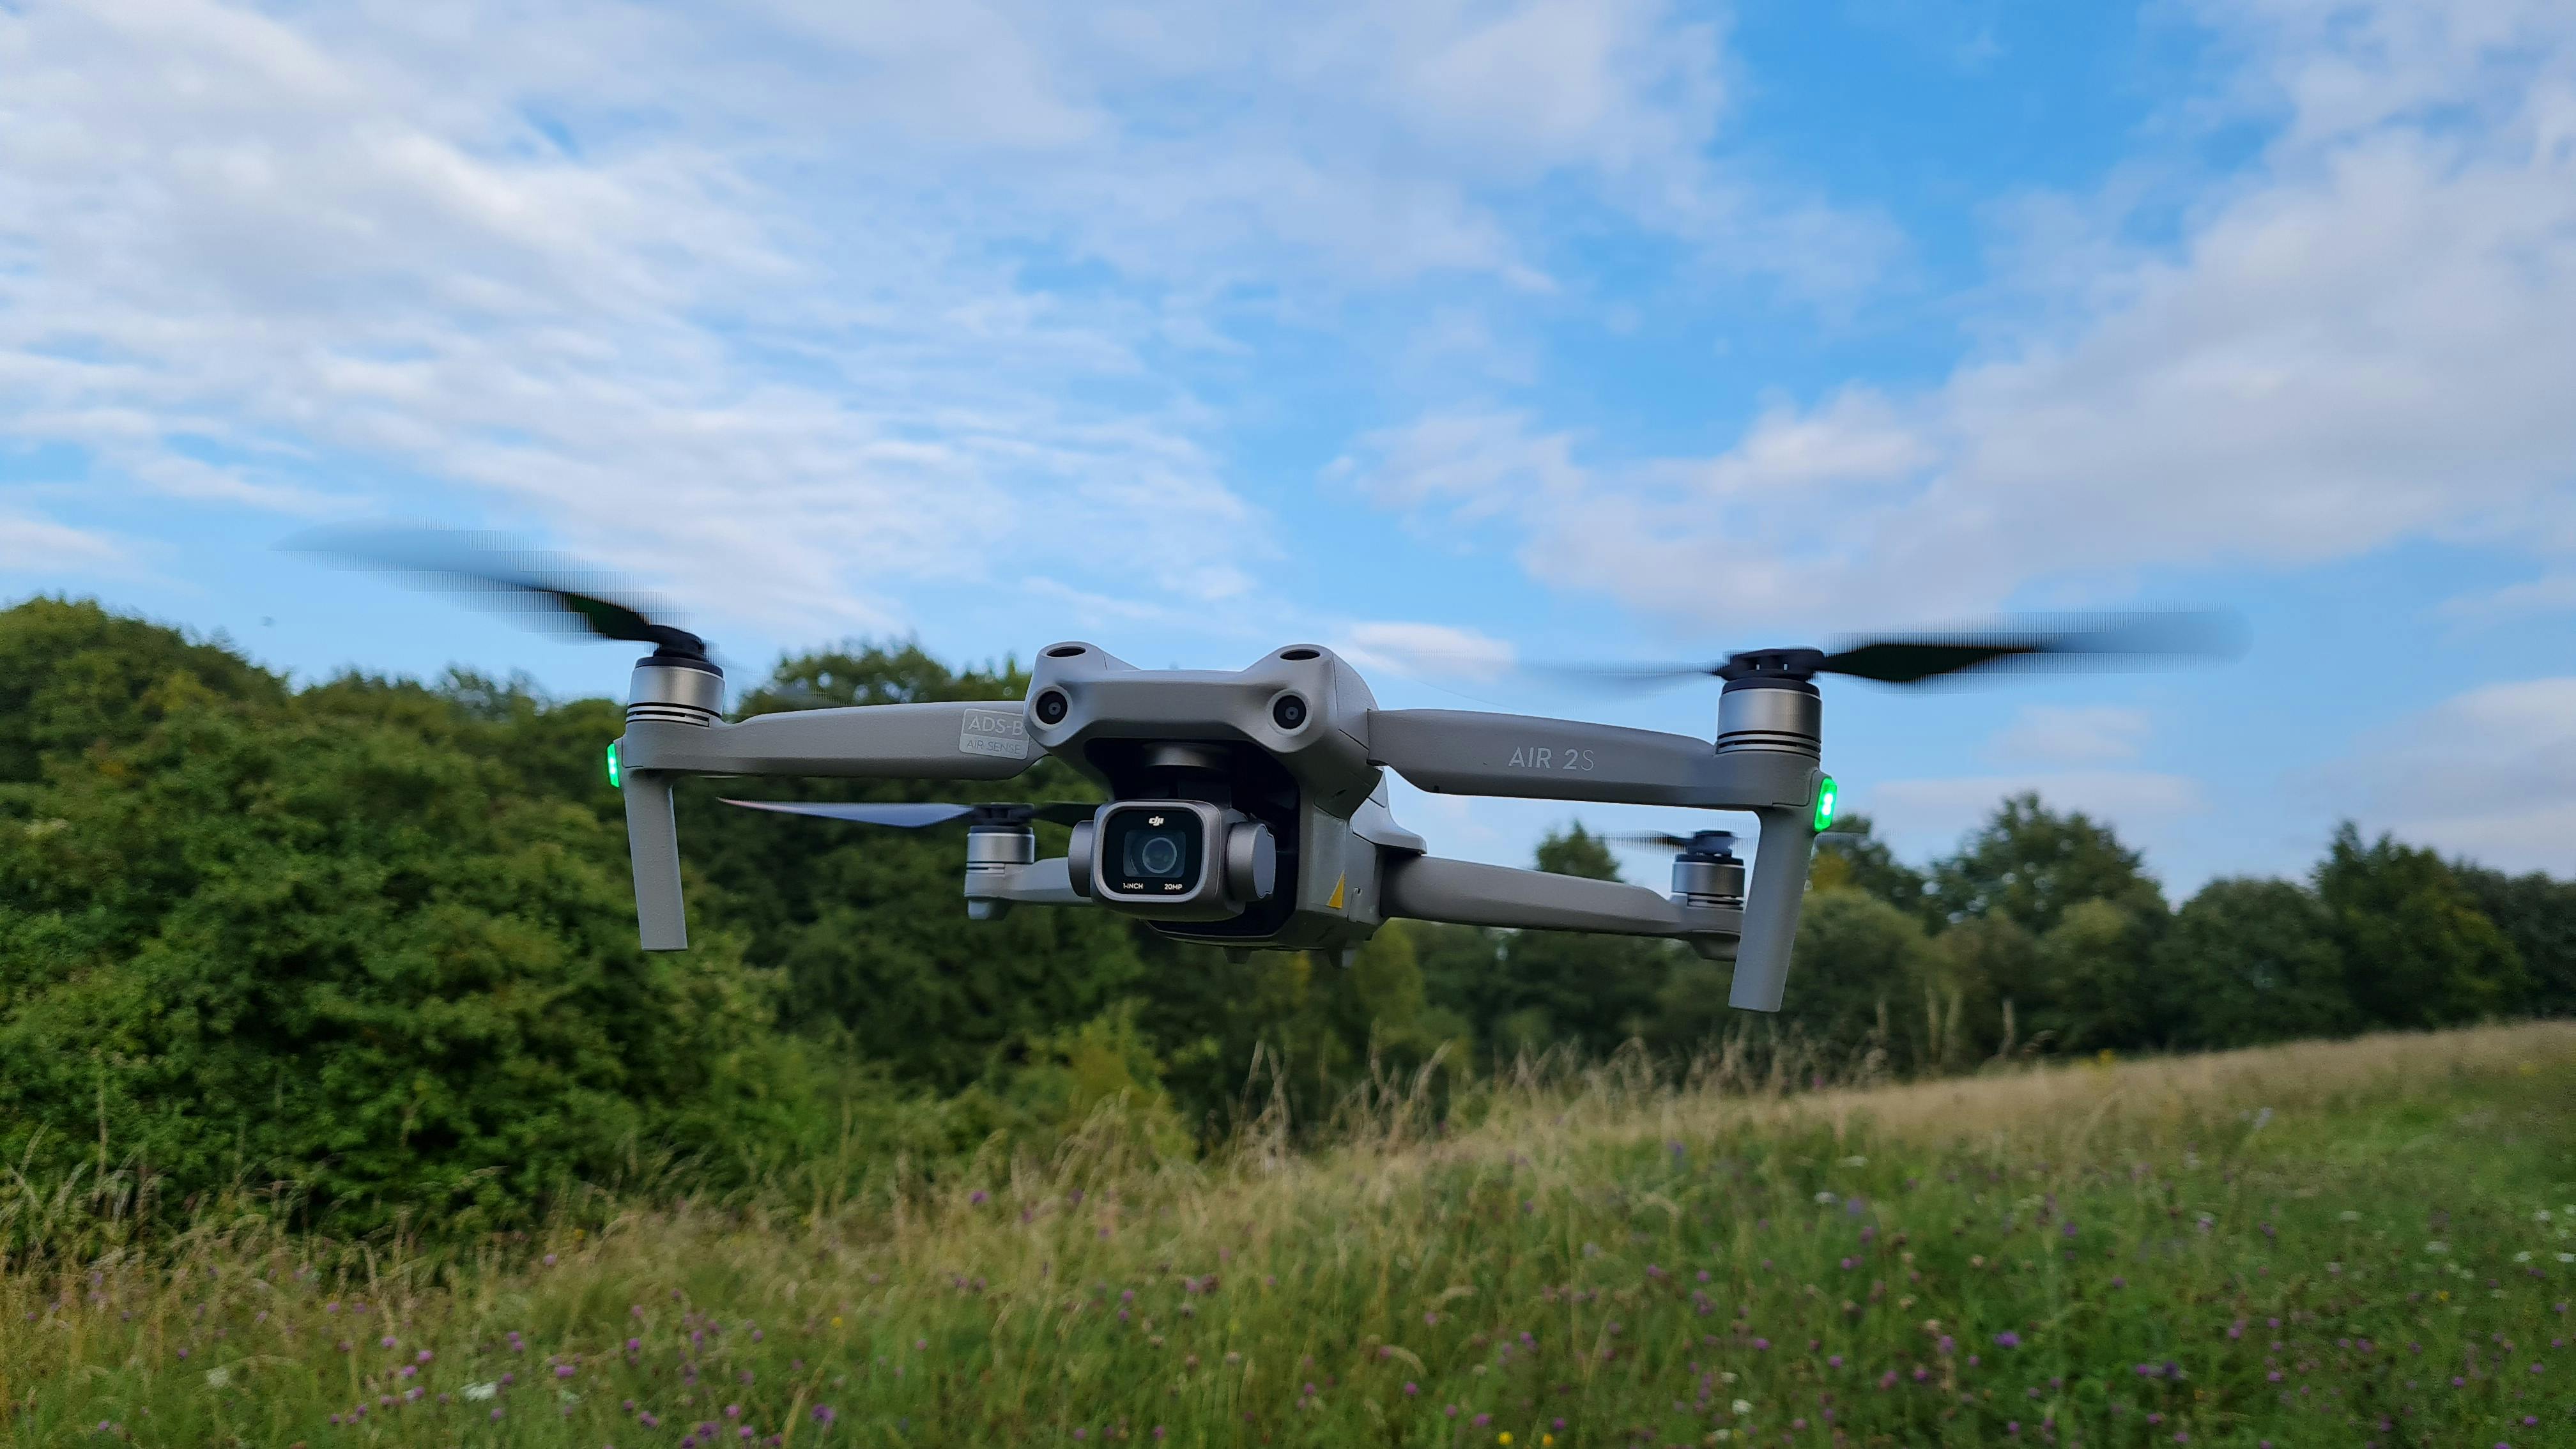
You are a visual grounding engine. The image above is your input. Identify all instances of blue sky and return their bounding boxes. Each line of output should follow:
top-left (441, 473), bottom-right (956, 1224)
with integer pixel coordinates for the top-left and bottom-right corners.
top-left (4, 0), bottom-right (2573, 895)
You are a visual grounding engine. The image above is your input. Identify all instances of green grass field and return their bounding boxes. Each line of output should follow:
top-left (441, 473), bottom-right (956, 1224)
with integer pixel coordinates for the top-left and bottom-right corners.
top-left (10, 1023), bottom-right (2573, 1448)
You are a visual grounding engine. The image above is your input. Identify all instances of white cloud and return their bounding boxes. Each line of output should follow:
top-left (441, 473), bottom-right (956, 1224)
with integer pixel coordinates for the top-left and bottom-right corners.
top-left (2439, 571), bottom-right (2576, 621)
top-left (1334, 620), bottom-right (1519, 684)
top-left (0, 512), bottom-right (130, 574)
top-left (1338, 0), bottom-right (2576, 624)
top-left (1704, 389), bottom-right (1935, 496)
top-left (1327, 410), bottom-right (1589, 516)
top-left (1989, 704), bottom-right (2152, 766)
top-left (0, 0), bottom-right (1880, 640)
top-left (2323, 675), bottom-right (2576, 872)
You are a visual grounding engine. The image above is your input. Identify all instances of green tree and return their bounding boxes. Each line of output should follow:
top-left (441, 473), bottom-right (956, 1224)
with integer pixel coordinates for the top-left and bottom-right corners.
top-left (2315, 824), bottom-right (2527, 1029)
top-left (947, 1001), bottom-right (1193, 1158)
top-left (1413, 921), bottom-right (1503, 1043)
top-left (0, 596), bottom-right (285, 783)
top-left (2153, 877), bottom-right (2354, 1047)
top-left (1535, 821), bottom-right (1623, 880)
top-left (0, 666), bottom-right (801, 1234)
top-left (1735, 887), bottom-right (1937, 1068)
top-left (2453, 863), bottom-right (2576, 1017)
top-left (680, 642), bottom-right (1146, 1091)
top-left (1926, 912), bottom-right (2031, 1062)
top-left (1327, 919), bottom-right (1443, 1061)
top-left (1930, 793), bottom-right (2167, 933)
top-left (1809, 813), bottom-right (1929, 919)
top-left (1487, 824), bottom-right (1679, 1057)
top-left (2026, 898), bottom-right (2161, 1052)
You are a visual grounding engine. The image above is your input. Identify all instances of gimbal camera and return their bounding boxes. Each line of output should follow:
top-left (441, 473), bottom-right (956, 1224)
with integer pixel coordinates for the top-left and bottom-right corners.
top-left (326, 532), bottom-right (2219, 1015)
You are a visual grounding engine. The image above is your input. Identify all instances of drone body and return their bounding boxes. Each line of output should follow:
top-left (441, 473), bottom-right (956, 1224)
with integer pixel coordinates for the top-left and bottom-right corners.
top-left (617, 640), bottom-right (1832, 1011)
top-left (309, 526), bottom-right (2223, 1020)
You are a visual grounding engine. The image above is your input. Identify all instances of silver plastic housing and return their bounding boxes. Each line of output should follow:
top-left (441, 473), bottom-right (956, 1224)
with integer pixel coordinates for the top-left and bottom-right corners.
top-left (1066, 819), bottom-right (1100, 897)
top-left (963, 825), bottom-right (1035, 921)
top-left (627, 659), bottom-right (725, 726)
top-left (1226, 818), bottom-right (1279, 901)
top-left (1715, 680), bottom-right (1821, 756)
top-left (1671, 854), bottom-right (1747, 908)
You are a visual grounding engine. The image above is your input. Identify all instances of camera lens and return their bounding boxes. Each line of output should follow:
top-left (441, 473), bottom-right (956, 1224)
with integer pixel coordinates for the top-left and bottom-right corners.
top-left (1121, 824), bottom-right (1189, 880)
top-left (1033, 690), bottom-right (1070, 725)
top-left (1271, 694), bottom-right (1308, 730)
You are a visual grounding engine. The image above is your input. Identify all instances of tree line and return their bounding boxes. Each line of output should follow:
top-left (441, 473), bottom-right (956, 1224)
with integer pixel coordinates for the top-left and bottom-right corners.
top-left (1, 599), bottom-right (2566, 1235)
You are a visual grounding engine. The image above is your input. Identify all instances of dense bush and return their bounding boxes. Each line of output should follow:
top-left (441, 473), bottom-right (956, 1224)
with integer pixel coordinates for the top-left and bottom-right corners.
top-left (0, 604), bottom-right (815, 1232)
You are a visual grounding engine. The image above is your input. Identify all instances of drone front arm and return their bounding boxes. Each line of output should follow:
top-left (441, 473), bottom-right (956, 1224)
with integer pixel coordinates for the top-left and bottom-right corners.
top-left (1382, 854), bottom-right (1742, 943)
top-left (618, 702), bottom-right (1039, 780)
top-left (1364, 709), bottom-right (1814, 811)
top-left (615, 702), bottom-right (1041, 950)
top-left (1367, 709), bottom-right (1714, 804)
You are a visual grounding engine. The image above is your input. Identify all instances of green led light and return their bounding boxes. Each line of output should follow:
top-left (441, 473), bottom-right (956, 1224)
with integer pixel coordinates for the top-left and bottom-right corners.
top-left (1812, 774), bottom-right (1838, 832)
top-left (604, 740), bottom-right (622, 788)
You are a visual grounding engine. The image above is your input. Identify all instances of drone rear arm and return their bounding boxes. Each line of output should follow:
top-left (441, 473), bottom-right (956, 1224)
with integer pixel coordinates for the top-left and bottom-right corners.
top-left (617, 702), bottom-right (1041, 949)
top-left (1364, 708), bottom-right (1821, 1011)
top-left (1381, 854), bottom-right (1740, 946)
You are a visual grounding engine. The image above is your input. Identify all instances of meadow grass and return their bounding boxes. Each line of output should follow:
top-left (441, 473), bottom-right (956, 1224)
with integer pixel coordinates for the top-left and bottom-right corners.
top-left (7, 1022), bottom-right (2573, 1448)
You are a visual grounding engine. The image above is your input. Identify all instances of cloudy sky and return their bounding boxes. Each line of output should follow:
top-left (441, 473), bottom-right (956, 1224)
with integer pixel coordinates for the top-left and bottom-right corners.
top-left (5, 0), bottom-right (2572, 892)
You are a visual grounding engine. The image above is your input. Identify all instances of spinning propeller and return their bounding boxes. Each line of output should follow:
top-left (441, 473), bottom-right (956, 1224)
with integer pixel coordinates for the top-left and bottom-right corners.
top-left (1559, 613), bottom-right (2239, 690)
top-left (301, 528), bottom-right (1084, 827)
top-left (719, 799), bottom-right (1095, 828)
top-left (1610, 827), bottom-right (1745, 856)
top-left (1610, 824), bottom-right (1860, 856)
top-left (295, 527), bottom-right (713, 663)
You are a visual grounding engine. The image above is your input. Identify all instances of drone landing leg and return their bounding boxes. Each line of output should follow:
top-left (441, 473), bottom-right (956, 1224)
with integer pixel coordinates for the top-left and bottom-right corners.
top-left (1726, 808), bottom-right (1816, 1011)
top-left (624, 773), bottom-right (689, 951)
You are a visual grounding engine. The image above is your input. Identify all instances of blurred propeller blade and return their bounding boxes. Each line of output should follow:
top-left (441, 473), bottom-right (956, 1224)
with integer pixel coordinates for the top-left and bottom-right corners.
top-left (1526, 663), bottom-right (1726, 693)
top-left (1540, 611), bottom-right (2241, 692)
top-left (1611, 825), bottom-right (1862, 852)
top-left (291, 525), bottom-right (710, 659)
top-left (1810, 613), bottom-right (2240, 684)
top-left (1811, 638), bottom-right (2042, 684)
top-left (723, 800), bottom-right (977, 827)
top-left (1609, 828), bottom-right (1742, 854)
top-left (721, 799), bottom-right (1098, 829)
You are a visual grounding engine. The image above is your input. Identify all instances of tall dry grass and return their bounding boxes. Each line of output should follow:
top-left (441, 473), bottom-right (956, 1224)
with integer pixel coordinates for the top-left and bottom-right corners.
top-left (8, 1022), bottom-right (2572, 1445)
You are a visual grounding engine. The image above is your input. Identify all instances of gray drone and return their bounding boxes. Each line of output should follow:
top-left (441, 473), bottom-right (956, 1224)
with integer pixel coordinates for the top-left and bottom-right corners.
top-left (343, 539), bottom-right (2205, 1014)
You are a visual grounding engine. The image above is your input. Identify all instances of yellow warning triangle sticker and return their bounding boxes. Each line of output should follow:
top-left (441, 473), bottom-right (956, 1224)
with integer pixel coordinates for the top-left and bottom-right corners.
top-left (1326, 873), bottom-right (1347, 910)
